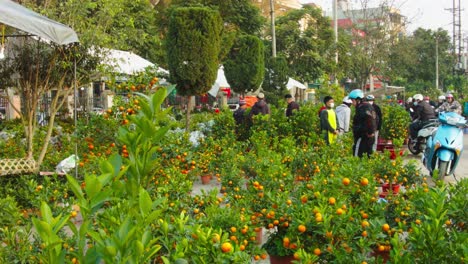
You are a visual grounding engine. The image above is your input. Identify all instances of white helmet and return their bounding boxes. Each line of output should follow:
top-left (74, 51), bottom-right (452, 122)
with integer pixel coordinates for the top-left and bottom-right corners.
top-left (438, 95), bottom-right (446, 101)
top-left (413, 94), bottom-right (423, 101)
top-left (407, 97), bottom-right (413, 103)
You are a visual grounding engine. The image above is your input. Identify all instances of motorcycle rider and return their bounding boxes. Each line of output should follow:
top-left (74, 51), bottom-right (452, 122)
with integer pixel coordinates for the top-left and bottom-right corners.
top-left (409, 94), bottom-right (436, 142)
top-left (424, 96), bottom-right (436, 108)
top-left (348, 89), bottom-right (377, 158)
top-left (437, 93), bottom-right (462, 115)
top-left (436, 95), bottom-right (446, 109)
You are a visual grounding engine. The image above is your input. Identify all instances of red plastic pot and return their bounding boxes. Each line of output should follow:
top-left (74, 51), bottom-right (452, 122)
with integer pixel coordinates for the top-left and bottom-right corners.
top-left (381, 183), bottom-right (400, 194)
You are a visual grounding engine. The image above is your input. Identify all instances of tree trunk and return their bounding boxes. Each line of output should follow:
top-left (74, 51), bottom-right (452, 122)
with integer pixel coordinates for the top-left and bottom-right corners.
top-left (185, 95), bottom-right (192, 132)
top-left (36, 89), bottom-right (70, 168)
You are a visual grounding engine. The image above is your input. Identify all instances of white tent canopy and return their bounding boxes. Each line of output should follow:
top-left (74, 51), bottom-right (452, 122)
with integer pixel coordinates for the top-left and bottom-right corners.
top-left (208, 66), bottom-right (230, 97)
top-left (102, 49), bottom-right (168, 75)
top-left (286, 78), bottom-right (306, 90)
top-left (0, 0), bottom-right (79, 45)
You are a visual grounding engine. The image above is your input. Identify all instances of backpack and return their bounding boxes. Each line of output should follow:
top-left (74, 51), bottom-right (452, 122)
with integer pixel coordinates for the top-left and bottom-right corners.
top-left (367, 104), bottom-right (378, 132)
top-left (318, 106), bottom-right (326, 117)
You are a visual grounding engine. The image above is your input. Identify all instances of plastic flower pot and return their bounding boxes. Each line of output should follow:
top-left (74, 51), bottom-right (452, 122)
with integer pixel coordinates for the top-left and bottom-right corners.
top-left (269, 255), bottom-right (295, 264)
top-left (381, 183), bottom-right (400, 194)
top-left (200, 175), bottom-right (211, 185)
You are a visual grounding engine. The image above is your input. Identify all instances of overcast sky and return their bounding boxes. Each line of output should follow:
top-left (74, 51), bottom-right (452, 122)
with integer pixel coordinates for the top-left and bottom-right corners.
top-left (299, 0), bottom-right (467, 36)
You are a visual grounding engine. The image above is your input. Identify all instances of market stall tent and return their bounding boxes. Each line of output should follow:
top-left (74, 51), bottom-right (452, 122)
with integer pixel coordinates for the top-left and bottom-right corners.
top-left (102, 49), bottom-right (168, 75)
top-left (286, 78), bottom-right (306, 90)
top-left (208, 66), bottom-right (230, 97)
top-left (0, 0), bottom-right (79, 45)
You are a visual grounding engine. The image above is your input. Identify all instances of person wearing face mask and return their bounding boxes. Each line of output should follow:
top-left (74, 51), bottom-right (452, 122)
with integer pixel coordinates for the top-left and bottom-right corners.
top-left (409, 94), bottom-right (436, 141)
top-left (366, 95), bottom-right (382, 151)
top-left (320, 96), bottom-right (339, 144)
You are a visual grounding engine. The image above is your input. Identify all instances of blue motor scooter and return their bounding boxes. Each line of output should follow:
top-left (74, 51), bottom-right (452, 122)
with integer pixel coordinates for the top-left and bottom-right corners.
top-left (423, 111), bottom-right (466, 179)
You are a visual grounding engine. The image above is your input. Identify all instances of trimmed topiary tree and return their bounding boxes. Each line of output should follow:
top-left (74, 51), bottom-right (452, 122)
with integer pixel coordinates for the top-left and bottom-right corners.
top-left (166, 6), bottom-right (222, 130)
top-left (262, 55), bottom-right (289, 106)
top-left (224, 34), bottom-right (265, 95)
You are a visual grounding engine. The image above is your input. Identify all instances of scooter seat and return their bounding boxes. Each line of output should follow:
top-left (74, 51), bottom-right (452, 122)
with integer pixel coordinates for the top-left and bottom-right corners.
top-left (418, 127), bottom-right (438, 138)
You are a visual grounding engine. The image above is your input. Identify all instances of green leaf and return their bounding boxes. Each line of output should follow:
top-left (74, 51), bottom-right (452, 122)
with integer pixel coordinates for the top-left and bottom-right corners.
top-left (151, 88), bottom-right (167, 112)
top-left (105, 246), bottom-right (117, 257)
top-left (99, 159), bottom-right (114, 176)
top-left (135, 240), bottom-right (144, 256)
top-left (51, 213), bottom-right (70, 234)
top-left (90, 190), bottom-right (111, 213)
top-left (66, 175), bottom-right (84, 200)
top-left (40, 201), bottom-right (53, 224)
top-left (32, 218), bottom-right (52, 242)
top-left (108, 154), bottom-right (123, 178)
top-left (139, 188), bottom-right (152, 216)
top-left (84, 174), bottom-right (102, 200)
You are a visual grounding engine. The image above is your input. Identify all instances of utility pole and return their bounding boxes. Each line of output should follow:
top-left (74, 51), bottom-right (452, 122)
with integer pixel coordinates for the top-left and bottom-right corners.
top-left (446, 0), bottom-right (463, 74)
top-left (333, 0), bottom-right (339, 84)
top-left (436, 36), bottom-right (439, 90)
top-left (333, 0), bottom-right (338, 65)
top-left (270, 0), bottom-right (276, 58)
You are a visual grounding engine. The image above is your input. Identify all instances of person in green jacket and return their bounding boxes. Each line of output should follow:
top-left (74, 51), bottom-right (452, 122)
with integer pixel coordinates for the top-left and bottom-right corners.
top-left (320, 96), bottom-right (339, 145)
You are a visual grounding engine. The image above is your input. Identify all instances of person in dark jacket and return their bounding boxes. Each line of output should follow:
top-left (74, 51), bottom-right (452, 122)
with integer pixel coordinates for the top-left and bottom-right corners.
top-left (249, 93), bottom-right (270, 117)
top-left (285, 94), bottom-right (299, 117)
top-left (233, 99), bottom-right (247, 125)
top-left (320, 96), bottom-right (338, 145)
top-left (409, 94), bottom-right (437, 139)
top-left (366, 95), bottom-right (382, 151)
top-left (348, 89), bottom-right (377, 158)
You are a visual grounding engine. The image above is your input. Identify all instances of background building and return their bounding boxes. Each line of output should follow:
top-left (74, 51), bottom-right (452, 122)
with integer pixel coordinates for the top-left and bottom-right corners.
top-left (252, 0), bottom-right (303, 17)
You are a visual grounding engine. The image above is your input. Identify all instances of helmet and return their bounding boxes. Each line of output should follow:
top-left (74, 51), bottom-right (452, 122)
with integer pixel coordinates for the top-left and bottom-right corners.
top-left (413, 94), bottom-right (423, 101)
top-left (446, 93), bottom-right (454, 99)
top-left (424, 96), bottom-right (430, 101)
top-left (366, 95), bottom-right (375, 101)
top-left (348, 89), bottom-right (364, 99)
top-left (342, 96), bottom-right (352, 104)
top-left (438, 95), bottom-right (446, 100)
top-left (407, 97), bottom-right (413, 103)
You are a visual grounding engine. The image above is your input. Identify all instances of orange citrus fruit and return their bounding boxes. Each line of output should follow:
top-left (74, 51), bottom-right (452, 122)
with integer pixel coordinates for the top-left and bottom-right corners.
top-left (298, 224), bottom-right (307, 233)
top-left (342, 178), bottom-right (351, 186)
top-left (382, 224), bottom-right (390, 232)
top-left (221, 242), bottom-right (232, 253)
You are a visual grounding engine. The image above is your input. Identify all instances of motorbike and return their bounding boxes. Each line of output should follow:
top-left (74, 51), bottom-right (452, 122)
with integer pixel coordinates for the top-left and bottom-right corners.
top-left (408, 111), bottom-right (466, 179)
top-left (407, 119), bottom-right (439, 155)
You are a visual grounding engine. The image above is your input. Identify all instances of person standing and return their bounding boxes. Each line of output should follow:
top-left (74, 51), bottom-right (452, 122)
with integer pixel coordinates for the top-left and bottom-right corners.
top-left (249, 92), bottom-right (270, 117)
top-left (233, 99), bottom-right (247, 125)
top-left (233, 99), bottom-right (248, 140)
top-left (320, 96), bottom-right (338, 144)
top-left (366, 95), bottom-right (382, 151)
top-left (335, 96), bottom-right (352, 134)
top-left (348, 89), bottom-right (377, 158)
top-left (285, 94), bottom-right (299, 117)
